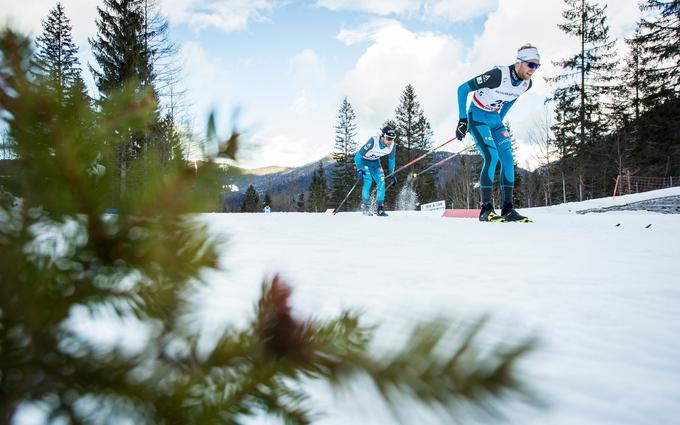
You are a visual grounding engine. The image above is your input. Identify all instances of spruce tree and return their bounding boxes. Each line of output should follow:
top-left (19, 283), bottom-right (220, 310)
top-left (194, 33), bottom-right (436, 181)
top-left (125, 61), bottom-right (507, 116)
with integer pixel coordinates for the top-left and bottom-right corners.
top-left (89, 0), bottom-right (180, 206)
top-left (1, 28), bottom-right (539, 424)
top-left (32, 3), bottom-right (87, 105)
top-left (330, 97), bottom-right (359, 209)
top-left (395, 84), bottom-right (424, 162)
top-left (90, 0), bottom-right (155, 97)
top-left (262, 192), bottom-right (272, 210)
top-left (394, 85), bottom-right (435, 207)
top-left (242, 184), bottom-right (260, 212)
top-left (307, 161), bottom-right (329, 212)
top-left (414, 115), bottom-right (437, 205)
top-left (604, 33), bottom-right (642, 178)
top-left (548, 0), bottom-right (617, 201)
top-left (635, 0), bottom-right (680, 105)
top-left (296, 192), bottom-right (305, 211)
top-left (631, 0), bottom-right (680, 176)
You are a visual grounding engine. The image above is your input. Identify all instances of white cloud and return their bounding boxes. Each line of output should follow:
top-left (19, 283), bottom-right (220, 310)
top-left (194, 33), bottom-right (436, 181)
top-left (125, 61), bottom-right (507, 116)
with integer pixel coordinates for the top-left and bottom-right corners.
top-left (340, 21), bottom-right (464, 140)
top-left (289, 48), bottom-right (327, 87)
top-left (0, 0), bottom-right (97, 43)
top-left (315, 0), bottom-right (420, 16)
top-left (337, 19), bottom-right (397, 45)
top-left (160, 0), bottom-right (281, 33)
top-left (316, 0), bottom-right (496, 20)
top-left (422, 0), bottom-right (498, 22)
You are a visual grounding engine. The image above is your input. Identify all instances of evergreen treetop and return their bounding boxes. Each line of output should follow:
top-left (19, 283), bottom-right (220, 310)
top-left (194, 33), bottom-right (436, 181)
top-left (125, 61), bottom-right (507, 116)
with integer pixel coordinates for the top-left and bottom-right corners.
top-left (330, 97), bottom-right (360, 209)
top-left (89, 0), bottom-right (156, 98)
top-left (32, 3), bottom-right (86, 103)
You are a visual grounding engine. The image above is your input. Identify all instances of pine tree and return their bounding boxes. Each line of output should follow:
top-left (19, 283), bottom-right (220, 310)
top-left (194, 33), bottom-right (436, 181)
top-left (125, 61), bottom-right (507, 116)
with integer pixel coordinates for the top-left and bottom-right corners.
top-left (631, 0), bottom-right (680, 176)
top-left (296, 192), bottom-right (305, 211)
top-left (395, 84), bottom-right (424, 162)
top-left (89, 0), bottom-right (178, 206)
top-left (90, 0), bottom-right (155, 98)
top-left (330, 97), bottom-right (359, 209)
top-left (262, 192), bottom-right (272, 210)
top-left (1, 28), bottom-right (539, 424)
top-left (605, 33), bottom-right (642, 178)
top-left (242, 184), bottom-right (260, 212)
top-left (635, 0), bottom-right (680, 105)
top-left (394, 85), bottom-right (435, 206)
top-left (32, 3), bottom-right (87, 105)
top-left (307, 161), bottom-right (329, 212)
top-left (414, 115), bottom-right (437, 205)
top-left (548, 0), bottom-right (617, 201)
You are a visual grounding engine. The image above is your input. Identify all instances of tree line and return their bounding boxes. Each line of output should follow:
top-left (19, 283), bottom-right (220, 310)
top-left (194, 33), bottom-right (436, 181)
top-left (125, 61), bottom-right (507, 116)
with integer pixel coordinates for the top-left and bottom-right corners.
top-left (0, 0), bottom-right (206, 209)
top-left (526, 0), bottom-right (679, 206)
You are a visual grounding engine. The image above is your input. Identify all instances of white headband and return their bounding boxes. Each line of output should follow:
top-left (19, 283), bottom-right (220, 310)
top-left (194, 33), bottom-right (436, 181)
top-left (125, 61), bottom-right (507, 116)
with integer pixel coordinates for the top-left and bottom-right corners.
top-left (517, 47), bottom-right (540, 62)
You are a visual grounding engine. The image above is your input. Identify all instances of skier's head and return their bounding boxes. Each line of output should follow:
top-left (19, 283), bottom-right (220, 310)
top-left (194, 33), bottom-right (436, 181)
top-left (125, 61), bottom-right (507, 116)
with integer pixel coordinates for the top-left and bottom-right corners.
top-left (515, 43), bottom-right (541, 80)
top-left (381, 125), bottom-right (397, 145)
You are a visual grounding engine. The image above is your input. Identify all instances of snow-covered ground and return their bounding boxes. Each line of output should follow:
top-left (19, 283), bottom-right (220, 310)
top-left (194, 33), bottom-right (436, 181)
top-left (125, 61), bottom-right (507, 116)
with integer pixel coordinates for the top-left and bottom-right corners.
top-left (195, 187), bottom-right (680, 425)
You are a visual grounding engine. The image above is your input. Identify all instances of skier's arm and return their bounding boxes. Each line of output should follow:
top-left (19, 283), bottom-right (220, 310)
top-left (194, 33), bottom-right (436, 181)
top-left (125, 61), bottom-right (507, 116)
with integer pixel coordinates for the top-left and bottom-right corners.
top-left (457, 68), bottom-right (502, 118)
top-left (456, 82), bottom-right (473, 119)
top-left (387, 147), bottom-right (396, 175)
top-left (354, 151), bottom-right (362, 169)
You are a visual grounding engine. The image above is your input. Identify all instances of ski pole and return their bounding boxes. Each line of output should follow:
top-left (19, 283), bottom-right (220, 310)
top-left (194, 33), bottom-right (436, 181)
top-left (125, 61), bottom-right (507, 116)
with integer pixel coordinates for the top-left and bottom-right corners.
top-left (410, 144), bottom-right (477, 178)
top-left (384, 144), bottom-right (475, 193)
top-left (332, 177), bottom-right (361, 215)
top-left (385, 136), bottom-right (457, 179)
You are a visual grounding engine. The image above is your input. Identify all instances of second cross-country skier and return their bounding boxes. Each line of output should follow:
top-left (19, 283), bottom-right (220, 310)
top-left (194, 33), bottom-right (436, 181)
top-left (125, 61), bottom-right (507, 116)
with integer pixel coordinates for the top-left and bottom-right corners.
top-left (455, 43), bottom-right (541, 222)
top-left (354, 125), bottom-right (398, 216)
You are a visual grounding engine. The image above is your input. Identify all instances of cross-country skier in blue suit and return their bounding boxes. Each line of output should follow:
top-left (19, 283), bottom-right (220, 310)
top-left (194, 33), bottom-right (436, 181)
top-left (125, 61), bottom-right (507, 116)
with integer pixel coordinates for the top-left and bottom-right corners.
top-left (354, 125), bottom-right (397, 216)
top-left (455, 44), bottom-right (540, 222)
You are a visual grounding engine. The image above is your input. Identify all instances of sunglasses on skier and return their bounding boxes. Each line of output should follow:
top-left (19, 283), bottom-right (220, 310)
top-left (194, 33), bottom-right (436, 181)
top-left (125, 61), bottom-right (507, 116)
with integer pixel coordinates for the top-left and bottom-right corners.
top-left (522, 61), bottom-right (541, 69)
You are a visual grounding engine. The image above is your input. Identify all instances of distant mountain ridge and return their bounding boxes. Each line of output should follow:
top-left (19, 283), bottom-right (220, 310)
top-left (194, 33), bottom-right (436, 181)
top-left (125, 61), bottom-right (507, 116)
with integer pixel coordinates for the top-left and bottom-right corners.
top-left (222, 151), bottom-right (482, 210)
top-left (223, 155), bottom-right (336, 209)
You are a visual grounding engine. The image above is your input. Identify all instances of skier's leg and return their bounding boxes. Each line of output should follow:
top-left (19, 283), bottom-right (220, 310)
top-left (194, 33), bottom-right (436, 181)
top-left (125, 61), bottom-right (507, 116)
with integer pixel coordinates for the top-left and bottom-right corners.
top-left (492, 125), bottom-right (515, 206)
top-left (373, 167), bottom-right (388, 216)
top-left (470, 117), bottom-right (499, 194)
top-left (361, 166), bottom-right (372, 204)
top-left (492, 126), bottom-right (529, 222)
top-left (374, 167), bottom-right (386, 205)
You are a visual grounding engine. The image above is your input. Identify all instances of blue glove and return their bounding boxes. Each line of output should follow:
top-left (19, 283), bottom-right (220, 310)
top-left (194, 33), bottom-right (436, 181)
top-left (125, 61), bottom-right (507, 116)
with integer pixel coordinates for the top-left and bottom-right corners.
top-left (357, 169), bottom-right (365, 179)
top-left (389, 175), bottom-right (397, 186)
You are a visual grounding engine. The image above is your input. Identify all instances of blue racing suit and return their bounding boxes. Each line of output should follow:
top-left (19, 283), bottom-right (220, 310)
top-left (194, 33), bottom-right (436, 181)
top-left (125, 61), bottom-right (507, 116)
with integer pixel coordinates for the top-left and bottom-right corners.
top-left (457, 64), bottom-right (532, 205)
top-left (354, 135), bottom-right (396, 205)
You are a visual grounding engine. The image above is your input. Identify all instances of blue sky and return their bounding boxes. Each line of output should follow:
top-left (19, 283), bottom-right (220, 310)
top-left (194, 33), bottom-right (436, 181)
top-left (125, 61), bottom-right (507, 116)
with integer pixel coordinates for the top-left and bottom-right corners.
top-left (2, 0), bottom-right (644, 169)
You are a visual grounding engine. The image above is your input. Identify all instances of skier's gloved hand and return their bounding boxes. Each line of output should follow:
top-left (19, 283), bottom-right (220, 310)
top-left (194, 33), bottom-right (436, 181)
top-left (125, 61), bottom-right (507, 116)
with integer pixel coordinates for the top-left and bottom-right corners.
top-left (389, 175), bottom-right (397, 186)
top-left (357, 169), bottom-right (365, 179)
top-left (456, 118), bottom-right (468, 140)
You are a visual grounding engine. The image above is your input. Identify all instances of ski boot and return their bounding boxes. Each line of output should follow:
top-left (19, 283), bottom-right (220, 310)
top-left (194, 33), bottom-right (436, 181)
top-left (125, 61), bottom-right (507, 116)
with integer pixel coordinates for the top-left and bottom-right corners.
top-left (361, 202), bottom-right (373, 216)
top-left (376, 204), bottom-right (389, 217)
top-left (501, 202), bottom-right (530, 222)
top-left (479, 203), bottom-right (505, 222)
